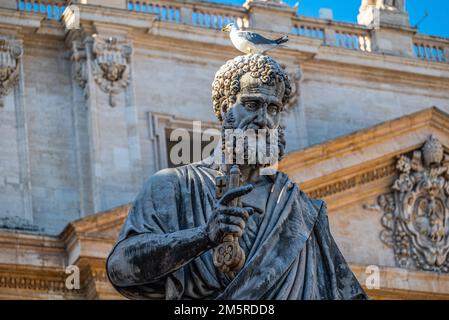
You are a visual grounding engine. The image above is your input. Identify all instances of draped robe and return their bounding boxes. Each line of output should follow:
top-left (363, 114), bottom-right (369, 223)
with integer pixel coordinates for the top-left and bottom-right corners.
top-left (106, 161), bottom-right (367, 300)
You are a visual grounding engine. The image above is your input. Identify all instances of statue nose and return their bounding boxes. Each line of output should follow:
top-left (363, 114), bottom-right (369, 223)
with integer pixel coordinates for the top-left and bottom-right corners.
top-left (254, 105), bottom-right (268, 127)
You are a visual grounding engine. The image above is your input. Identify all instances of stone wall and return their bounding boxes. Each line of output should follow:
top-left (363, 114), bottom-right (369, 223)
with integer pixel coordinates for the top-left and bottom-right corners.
top-left (0, 0), bottom-right (448, 235)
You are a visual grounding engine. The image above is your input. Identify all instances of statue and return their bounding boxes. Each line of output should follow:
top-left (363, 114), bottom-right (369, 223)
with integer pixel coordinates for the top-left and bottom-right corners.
top-left (106, 54), bottom-right (367, 300)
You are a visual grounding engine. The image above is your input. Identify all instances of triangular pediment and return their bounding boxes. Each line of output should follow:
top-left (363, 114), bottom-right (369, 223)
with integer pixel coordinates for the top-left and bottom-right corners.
top-left (279, 106), bottom-right (449, 210)
top-left (280, 107), bottom-right (449, 298)
top-left (60, 204), bottom-right (130, 242)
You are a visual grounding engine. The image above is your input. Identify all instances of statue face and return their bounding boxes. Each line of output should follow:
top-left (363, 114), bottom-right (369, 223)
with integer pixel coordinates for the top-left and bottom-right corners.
top-left (227, 73), bottom-right (284, 131)
top-left (220, 72), bottom-right (287, 167)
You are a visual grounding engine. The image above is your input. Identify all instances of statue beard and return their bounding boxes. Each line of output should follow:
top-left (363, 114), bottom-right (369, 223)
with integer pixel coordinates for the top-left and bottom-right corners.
top-left (220, 110), bottom-right (286, 168)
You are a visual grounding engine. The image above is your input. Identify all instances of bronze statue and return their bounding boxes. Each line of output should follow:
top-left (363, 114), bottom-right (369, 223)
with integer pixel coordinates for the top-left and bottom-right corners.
top-left (106, 54), bottom-right (367, 300)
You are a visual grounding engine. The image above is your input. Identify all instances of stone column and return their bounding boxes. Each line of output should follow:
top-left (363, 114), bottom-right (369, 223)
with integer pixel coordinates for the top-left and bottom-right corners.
top-left (357, 0), bottom-right (415, 58)
top-left (69, 26), bottom-right (143, 215)
top-left (243, 0), bottom-right (296, 33)
top-left (0, 35), bottom-right (34, 226)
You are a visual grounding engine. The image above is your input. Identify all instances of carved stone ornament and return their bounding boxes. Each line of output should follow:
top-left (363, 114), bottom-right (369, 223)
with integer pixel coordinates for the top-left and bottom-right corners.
top-left (92, 36), bottom-right (132, 107)
top-left (71, 40), bottom-right (88, 99)
top-left (377, 135), bottom-right (449, 272)
top-left (0, 38), bottom-right (23, 104)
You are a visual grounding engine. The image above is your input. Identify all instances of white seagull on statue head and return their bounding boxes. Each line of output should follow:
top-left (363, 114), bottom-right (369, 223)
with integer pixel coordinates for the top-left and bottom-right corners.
top-left (222, 22), bottom-right (289, 54)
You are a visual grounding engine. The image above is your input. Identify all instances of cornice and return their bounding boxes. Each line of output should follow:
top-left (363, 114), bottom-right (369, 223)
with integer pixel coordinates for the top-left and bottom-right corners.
top-left (351, 264), bottom-right (449, 299)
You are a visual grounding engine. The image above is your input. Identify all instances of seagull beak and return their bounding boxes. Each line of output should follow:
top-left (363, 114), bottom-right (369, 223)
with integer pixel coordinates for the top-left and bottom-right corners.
top-left (222, 27), bottom-right (229, 32)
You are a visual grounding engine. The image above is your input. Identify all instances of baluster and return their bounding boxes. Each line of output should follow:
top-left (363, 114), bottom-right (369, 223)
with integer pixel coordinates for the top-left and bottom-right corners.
top-left (168, 6), bottom-right (175, 22)
top-left (192, 11), bottom-right (197, 25)
top-left (212, 14), bottom-right (217, 29)
top-left (174, 8), bottom-right (180, 22)
top-left (205, 13), bottom-right (210, 28)
top-left (437, 47), bottom-right (443, 62)
top-left (360, 35), bottom-right (366, 51)
top-left (318, 29), bottom-right (324, 39)
top-left (353, 34), bottom-right (358, 50)
top-left (54, 4), bottom-right (60, 19)
top-left (425, 45), bottom-right (430, 60)
top-left (46, 3), bottom-right (51, 19)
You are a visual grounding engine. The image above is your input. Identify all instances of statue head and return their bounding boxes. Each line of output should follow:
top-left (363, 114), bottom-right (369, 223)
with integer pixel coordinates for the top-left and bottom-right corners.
top-left (212, 54), bottom-right (292, 165)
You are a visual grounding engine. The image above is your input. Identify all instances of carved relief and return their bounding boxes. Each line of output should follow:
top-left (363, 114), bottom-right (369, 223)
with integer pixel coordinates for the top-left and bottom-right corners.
top-left (377, 136), bottom-right (449, 272)
top-left (71, 40), bottom-right (88, 99)
top-left (92, 36), bottom-right (132, 107)
top-left (0, 38), bottom-right (23, 105)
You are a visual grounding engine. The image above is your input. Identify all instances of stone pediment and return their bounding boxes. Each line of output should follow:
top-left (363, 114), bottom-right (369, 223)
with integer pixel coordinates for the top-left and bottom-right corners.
top-left (280, 106), bottom-right (449, 211)
top-left (61, 204), bottom-right (130, 240)
top-left (280, 106), bottom-right (449, 299)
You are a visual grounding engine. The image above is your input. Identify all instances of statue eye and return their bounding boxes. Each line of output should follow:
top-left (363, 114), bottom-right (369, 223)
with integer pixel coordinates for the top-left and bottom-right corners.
top-left (244, 101), bottom-right (258, 110)
top-left (268, 104), bottom-right (280, 115)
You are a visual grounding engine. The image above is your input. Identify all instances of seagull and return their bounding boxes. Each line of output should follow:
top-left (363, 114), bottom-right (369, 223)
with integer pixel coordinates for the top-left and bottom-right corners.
top-left (222, 22), bottom-right (289, 54)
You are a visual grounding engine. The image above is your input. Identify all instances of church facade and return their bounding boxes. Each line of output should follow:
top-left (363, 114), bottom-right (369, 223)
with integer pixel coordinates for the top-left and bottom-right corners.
top-left (0, 0), bottom-right (448, 299)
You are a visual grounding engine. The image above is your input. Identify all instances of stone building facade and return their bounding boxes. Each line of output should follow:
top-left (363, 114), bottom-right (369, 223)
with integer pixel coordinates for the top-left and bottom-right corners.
top-left (0, 0), bottom-right (448, 299)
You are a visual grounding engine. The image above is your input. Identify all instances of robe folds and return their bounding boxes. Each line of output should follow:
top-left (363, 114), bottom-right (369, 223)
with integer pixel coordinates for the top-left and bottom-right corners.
top-left (106, 161), bottom-right (367, 300)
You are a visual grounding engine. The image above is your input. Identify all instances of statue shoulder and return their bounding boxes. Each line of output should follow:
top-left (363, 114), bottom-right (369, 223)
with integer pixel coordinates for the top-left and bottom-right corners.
top-left (139, 167), bottom-right (184, 199)
top-left (275, 171), bottom-right (327, 216)
top-left (296, 187), bottom-right (328, 216)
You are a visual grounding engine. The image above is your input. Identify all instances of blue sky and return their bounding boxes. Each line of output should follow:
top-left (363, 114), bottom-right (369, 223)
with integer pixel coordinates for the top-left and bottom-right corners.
top-left (207, 0), bottom-right (449, 38)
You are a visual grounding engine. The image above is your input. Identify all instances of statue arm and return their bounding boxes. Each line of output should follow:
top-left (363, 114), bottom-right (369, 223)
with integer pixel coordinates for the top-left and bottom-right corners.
top-left (107, 225), bottom-right (213, 288)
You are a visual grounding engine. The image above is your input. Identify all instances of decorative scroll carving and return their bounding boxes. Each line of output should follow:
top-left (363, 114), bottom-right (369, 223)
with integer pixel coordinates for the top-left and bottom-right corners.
top-left (377, 136), bottom-right (449, 272)
top-left (92, 36), bottom-right (132, 107)
top-left (0, 38), bottom-right (23, 106)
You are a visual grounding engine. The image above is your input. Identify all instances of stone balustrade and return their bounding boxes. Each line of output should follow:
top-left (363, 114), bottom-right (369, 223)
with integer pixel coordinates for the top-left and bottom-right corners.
top-left (8, 0), bottom-right (449, 63)
top-left (127, 0), bottom-right (248, 29)
top-left (413, 35), bottom-right (449, 63)
top-left (16, 0), bottom-right (67, 20)
top-left (292, 16), bottom-right (372, 52)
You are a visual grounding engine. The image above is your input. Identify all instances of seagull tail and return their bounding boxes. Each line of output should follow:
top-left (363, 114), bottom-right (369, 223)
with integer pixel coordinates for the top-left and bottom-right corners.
top-left (275, 35), bottom-right (289, 45)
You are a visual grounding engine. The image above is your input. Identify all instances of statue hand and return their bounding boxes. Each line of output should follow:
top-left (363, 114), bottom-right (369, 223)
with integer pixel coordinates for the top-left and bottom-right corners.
top-left (206, 184), bottom-right (255, 246)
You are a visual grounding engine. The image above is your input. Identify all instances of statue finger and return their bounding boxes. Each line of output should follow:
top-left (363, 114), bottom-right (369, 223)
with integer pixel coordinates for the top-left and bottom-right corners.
top-left (220, 207), bottom-right (251, 221)
top-left (220, 224), bottom-right (243, 238)
top-left (220, 184), bottom-right (254, 205)
top-left (219, 215), bottom-right (246, 229)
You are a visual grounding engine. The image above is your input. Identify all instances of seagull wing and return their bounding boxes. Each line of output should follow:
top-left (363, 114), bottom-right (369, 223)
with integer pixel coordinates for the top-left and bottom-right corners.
top-left (237, 31), bottom-right (276, 45)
